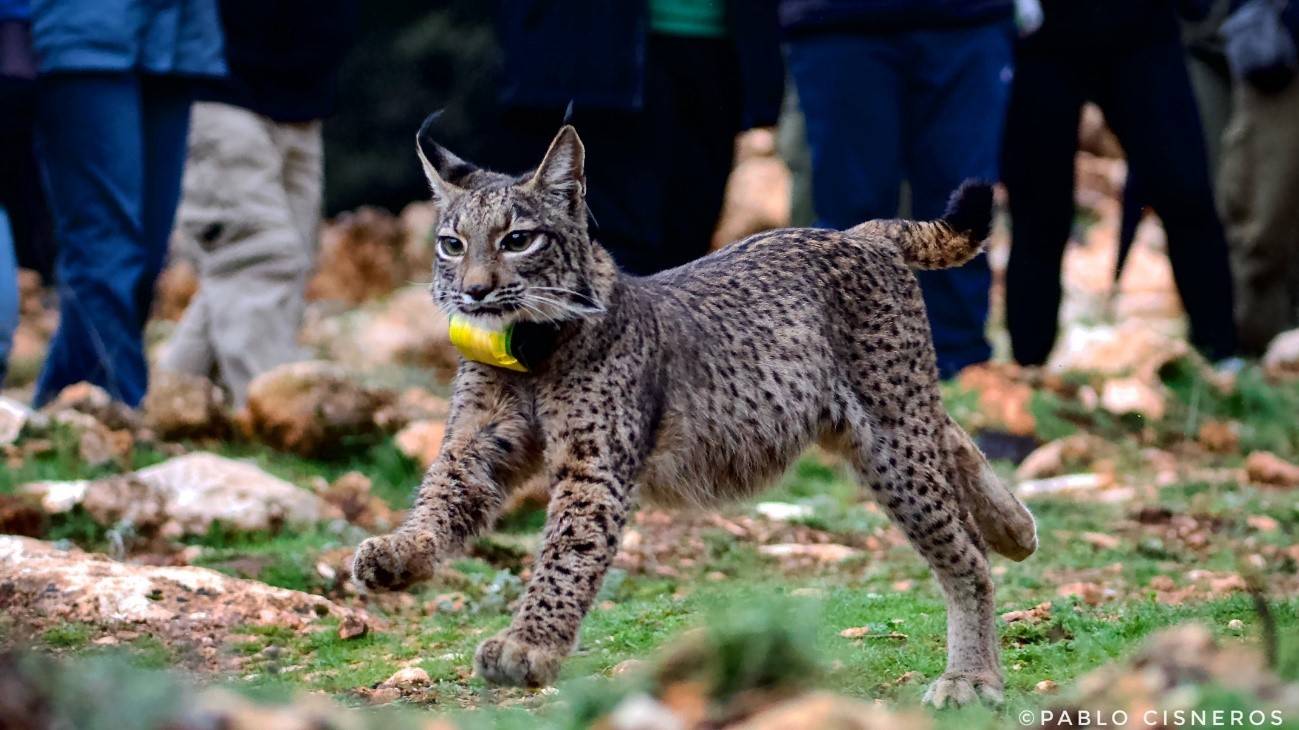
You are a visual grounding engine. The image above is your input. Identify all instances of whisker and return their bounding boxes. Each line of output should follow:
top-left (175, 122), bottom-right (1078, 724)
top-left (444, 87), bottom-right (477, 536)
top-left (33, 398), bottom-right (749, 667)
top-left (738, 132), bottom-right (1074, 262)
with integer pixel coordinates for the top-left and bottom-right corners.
top-left (520, 294), bottom-right (582, 321)
top-left (525, 286), bottom-right (606, 312)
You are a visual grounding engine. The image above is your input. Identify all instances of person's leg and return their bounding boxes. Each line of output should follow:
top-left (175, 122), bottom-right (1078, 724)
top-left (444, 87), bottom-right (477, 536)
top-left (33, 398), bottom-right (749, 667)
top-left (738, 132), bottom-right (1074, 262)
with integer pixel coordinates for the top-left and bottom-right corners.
top-left (137, 75), bottom-right (192, 325)
top-left (1185, 49), bottom-right (1233, 182)
top-left (1002, 48), bottom-right (1086, 366)
top-left (1218, 79), bottom-right (1299, 354)
top-left (1098, 37), bottom-right (1237, 361)
top-left (562, 107), bottom-right (660, 274)
top-left (786, 33), bottom-right (904, 228)
top-left (162, 102), bottom-right (312, 405)
top-left (281, 120), bottom-right (324, 256)
top-left (647, 34), bottom-right (741, 267)
top-left (777, 82), bottom-right (815, 228)
top-left (0, 207), bottom-right (17, 385)
top-left (904, 21), bottom-right (1013, 377)
top-left (33, 72), bottom-right (149, 406)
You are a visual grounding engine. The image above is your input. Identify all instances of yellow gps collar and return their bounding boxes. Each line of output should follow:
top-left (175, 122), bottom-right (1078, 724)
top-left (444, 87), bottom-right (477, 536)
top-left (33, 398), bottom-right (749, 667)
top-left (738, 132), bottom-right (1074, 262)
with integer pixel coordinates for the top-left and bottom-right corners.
top-left (448, 315), bottom-right (529, 372)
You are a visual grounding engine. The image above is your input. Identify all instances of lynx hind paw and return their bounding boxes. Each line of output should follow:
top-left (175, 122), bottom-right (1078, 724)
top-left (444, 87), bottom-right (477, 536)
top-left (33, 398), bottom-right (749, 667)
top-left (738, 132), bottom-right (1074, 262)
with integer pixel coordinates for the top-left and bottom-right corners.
top-left (351, 533), bottom-right (428, 591)
top-left (474, 631), bottom-right (565, 688)
top-left (922, 672), bottom-right (1004, 708)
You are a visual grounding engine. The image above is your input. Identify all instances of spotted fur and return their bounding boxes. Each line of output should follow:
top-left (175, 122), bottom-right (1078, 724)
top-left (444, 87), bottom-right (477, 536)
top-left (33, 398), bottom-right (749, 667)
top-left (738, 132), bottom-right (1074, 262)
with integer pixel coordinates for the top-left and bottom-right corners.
top-left (352, 119), bottom-right (1037, 707)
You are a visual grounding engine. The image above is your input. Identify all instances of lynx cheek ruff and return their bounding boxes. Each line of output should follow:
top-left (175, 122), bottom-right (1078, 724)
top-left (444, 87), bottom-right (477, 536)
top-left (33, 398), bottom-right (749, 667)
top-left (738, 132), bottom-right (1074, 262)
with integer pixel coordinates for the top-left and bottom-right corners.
top-left (448, 315), bottom-right (529, 372)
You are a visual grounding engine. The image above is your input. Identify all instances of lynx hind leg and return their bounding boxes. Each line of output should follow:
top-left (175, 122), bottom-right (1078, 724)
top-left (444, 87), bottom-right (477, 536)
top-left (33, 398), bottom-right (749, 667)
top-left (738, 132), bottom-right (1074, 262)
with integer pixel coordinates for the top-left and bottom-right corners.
top-left (850, 421), bottom-right (1003, 708)
top-left (945, 419), bottom-right (1037, 561)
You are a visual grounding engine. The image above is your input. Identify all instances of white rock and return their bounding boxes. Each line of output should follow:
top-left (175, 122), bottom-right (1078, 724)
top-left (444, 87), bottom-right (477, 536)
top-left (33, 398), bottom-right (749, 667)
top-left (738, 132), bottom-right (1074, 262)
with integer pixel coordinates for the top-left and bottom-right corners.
top-left (1100, 377), bottom-right (1167, 421)
top-left (379, 666), bottom-right (430, 689)
top-left (0, 536), bottom-right (363, 633)
top-left (1263, 328), bottom-right (1299, 375)
top-left (758, 543), bottom-right (861, 563)
top-left (0, 396), bottom-right (33, 445)
top-left (608, 693), bottom-right (685, 730)
top-left (1016, 473), bottom-right (1108, 499)
top-left (753, 502), bottom-right (814, 521)
top-left (22, 452), bottom-right (337, 535)
top-left (31, 480), bottom-right (89, 513)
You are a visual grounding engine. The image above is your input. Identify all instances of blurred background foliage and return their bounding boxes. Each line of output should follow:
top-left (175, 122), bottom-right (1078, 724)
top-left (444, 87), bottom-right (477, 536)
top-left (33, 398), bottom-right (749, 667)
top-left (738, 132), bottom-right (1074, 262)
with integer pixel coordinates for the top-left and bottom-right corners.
top-left (324, 0), bottom-right (504, 215)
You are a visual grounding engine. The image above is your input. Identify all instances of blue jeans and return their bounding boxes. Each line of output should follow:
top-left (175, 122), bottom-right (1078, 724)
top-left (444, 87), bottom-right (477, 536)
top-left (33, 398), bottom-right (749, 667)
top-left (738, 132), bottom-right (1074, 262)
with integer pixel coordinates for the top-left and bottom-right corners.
top-left (0, 206), bottom-right (17, 386)
top-left (787, 21), bottom-right (1013, 378)
top-left (34, 72), bottom-right (191, 407)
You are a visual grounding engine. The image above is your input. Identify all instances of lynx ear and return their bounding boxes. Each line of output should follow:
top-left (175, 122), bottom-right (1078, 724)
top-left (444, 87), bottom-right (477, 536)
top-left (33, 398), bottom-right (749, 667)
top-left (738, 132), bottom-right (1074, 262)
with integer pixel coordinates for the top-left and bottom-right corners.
top-left (415, 112), bottom-right (476, 207)
top-left (527, 125), bottom-right (585, 207)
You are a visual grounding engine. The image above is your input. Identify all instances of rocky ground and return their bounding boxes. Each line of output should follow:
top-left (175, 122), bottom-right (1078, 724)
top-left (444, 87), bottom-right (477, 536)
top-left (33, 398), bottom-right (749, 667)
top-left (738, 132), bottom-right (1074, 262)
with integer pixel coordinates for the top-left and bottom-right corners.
top-left (2, 117), bottom-right (1299, 729)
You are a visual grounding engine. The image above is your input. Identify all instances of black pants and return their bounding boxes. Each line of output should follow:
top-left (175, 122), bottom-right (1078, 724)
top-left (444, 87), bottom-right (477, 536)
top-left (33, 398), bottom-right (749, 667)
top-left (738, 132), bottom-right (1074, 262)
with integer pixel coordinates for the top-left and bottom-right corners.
top-left (0, 75), bottom-right (54, 281)
top-left (497, 34), bottom-right (741, 276)
top-left (1003, 35), bottom-right (1237, 365)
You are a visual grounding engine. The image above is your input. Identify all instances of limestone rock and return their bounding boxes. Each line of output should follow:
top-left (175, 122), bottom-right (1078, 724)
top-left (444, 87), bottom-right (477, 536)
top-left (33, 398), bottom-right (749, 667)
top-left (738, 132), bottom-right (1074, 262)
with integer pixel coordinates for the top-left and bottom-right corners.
top-left (0, 396), bottom-right (32, 445)
top-left (606, 693), bottom-right (686, 730)
top-left (46, 408), bottom-right (135, 468)
top-left (302, 285), bottom-right (459, 379)
top-left (0, 536), bottom-right (367, 640)
top-left (1015, 435), bottom-right (1100, 481)
top-left (240, 361), bottom-right (389, 457)
top-left (379, 666), bottom-right (430, 689)
top-left (320, 471), bottom-right (398, 532)
top-left (22, 452), bottom-right (336, 536)
top-left (373, 387), bottom-right (450, 432)
top-left (1100, 376), bottom-right (1166, 421)
top-left (757, 543), bottom-right (861, 564)
top-left (0, 493), bottom-right (46, 537)
top-left (42, 382), bottom-right (139, 431)
top-left (1050, 624), bottom-right (1299, 726)
top-left (394, 419), bottom-right (446, 468)
top-left (308, 206), bottom-right (409, 305)
top-left (1263, 328), bottom-right (1299, 377)
top-left (1244, 451), bottom-right (1299, 487)
top-left (1049, 320), bottom-right (1191, 382)
top-left (730, 692), bottom-right (930, 730)
top-left (143, 370), bottom-right (229, 440)
top-left (955, 364), bottom-right (1036, 436)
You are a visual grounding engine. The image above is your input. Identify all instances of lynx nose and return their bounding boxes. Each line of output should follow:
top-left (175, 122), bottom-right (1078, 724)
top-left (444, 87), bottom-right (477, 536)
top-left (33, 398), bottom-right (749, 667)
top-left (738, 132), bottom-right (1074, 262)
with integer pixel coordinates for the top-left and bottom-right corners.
top-left (463, 282), bottom-right (495, 302)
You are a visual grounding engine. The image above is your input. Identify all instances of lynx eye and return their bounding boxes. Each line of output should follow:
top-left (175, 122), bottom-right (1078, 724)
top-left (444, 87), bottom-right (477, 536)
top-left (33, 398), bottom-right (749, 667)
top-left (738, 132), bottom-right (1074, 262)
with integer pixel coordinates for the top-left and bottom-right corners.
top-left (500, 230), bottom-right (539, 254)
top-left (437, 236), bottom-right (465, 258)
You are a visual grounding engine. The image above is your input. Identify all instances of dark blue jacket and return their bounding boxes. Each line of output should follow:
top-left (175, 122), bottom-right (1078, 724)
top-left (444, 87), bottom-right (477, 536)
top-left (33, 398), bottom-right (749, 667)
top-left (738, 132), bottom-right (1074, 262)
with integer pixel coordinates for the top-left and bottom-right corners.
top-left (498, 0), bottom-right (785, 130)
top-left (0, 0), bottom-right (28, 22)
top-left (778, 0), bottom-right (1013, 34)
top-left (200, 0), bottom-right (357, 122)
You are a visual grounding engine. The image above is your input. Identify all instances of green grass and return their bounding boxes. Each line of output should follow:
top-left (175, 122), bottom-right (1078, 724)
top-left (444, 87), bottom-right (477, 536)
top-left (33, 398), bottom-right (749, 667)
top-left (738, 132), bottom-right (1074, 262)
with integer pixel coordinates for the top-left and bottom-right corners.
top-left (123, 457), bottom-right (1292, 727)
top-left (6, 362), bottom-right (1299, 726)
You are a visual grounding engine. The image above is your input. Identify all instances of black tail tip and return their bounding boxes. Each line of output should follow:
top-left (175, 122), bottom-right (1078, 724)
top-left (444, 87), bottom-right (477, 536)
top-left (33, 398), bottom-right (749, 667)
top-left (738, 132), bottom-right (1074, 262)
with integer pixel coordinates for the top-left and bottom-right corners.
top-left (943, 180), bottom-right (994, 241)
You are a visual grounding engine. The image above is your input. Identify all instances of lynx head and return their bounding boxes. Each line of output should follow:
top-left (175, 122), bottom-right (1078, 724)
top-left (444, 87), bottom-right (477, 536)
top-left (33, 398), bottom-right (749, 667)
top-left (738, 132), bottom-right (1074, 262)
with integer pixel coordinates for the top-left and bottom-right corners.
top-left (417, 115), bottom-right (605, 326)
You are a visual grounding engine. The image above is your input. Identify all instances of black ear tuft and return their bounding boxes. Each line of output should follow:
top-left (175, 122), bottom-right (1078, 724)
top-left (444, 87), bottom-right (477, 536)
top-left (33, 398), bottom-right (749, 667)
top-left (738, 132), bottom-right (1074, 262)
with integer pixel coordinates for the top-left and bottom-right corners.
top-left (942, 180), bottom-right (994, 241)
top-left (416, 111), bottom-right (479, 188)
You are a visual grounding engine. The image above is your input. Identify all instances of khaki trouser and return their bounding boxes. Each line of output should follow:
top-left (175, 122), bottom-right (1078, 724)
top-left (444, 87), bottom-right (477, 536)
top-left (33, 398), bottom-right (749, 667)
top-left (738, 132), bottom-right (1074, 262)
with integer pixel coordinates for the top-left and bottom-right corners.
top-left (161, 102), bottom-right (322, 404)
top-left (1219, 79), bottom-right (1299, 355)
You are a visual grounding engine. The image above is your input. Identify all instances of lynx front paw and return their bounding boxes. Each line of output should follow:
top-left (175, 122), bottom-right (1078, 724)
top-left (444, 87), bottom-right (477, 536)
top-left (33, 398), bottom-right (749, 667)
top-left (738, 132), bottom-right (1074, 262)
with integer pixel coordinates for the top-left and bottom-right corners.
top-left (474, 631), bottom-right (564, 687)
top-left (922, 671), bottom-right (1003, 708)
top-left (351, 533), bottom-right (430, 591)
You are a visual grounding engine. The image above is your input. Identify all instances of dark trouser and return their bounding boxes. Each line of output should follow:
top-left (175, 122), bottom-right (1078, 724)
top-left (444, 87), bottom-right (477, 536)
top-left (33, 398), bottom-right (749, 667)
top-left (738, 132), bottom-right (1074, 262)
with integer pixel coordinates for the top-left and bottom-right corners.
top-left (1003, 37), bottom-right (1237, 365)
top-left (1220, 79), bottom-right (1299, 355)
top-left (498, 34), bottom-right (741, 276)
top-left (786, 21), bottom-right (1012, 379)
top-left (34, 72), bottom-right (192, 407)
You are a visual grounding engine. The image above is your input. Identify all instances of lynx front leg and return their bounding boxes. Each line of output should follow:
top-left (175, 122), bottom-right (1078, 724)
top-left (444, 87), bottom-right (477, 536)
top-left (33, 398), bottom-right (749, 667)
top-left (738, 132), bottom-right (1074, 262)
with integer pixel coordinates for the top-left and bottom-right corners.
top-left (353, 371), bottom-right (536, 591)
top-left (475, 462), bottom-right (633, 687)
